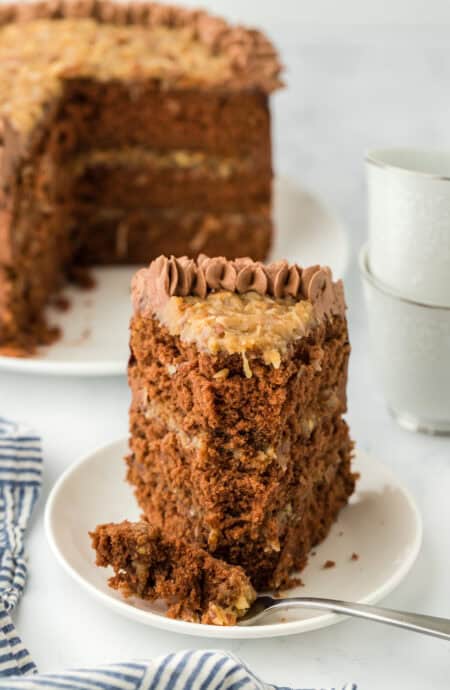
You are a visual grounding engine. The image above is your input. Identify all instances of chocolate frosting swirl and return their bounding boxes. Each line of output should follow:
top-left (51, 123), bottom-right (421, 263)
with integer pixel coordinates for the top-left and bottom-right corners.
top-left (132, 254), bottom-right (346, 320)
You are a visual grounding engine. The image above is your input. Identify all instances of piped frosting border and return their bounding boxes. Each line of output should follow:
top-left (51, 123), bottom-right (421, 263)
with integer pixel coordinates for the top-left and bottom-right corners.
top-left (132, 254), bottom-right (346, 320)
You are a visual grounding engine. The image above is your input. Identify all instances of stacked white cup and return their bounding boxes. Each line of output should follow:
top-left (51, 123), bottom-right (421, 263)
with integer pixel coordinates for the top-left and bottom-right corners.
top-left (360, 148), bottom-right (450, 434)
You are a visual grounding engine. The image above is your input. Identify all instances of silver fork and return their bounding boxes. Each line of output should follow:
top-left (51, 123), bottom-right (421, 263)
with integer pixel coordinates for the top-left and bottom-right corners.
top-left (239, 595), bottom-right (450, 640)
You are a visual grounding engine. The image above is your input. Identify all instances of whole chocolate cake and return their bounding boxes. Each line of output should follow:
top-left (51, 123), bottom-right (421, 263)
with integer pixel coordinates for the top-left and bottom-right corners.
top-left (113, 255), bottom-right (355, 598)
top-left (0, 1), bottom-right (282, 352)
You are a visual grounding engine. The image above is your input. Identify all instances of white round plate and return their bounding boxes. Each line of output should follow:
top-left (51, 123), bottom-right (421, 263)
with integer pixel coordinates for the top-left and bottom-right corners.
top-left (0, 176), bottom-right (349, 377)
top-left (45, 440), bottom-right (421, 639)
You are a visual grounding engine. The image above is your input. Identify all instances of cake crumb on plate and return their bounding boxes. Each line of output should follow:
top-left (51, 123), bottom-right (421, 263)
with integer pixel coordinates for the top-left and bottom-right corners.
top-left (322, 560), bottom-right (336, 569)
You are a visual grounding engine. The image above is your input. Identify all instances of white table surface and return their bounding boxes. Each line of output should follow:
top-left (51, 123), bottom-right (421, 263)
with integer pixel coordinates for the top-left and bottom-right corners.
top-left (2, 23), bottom-right (450, 690)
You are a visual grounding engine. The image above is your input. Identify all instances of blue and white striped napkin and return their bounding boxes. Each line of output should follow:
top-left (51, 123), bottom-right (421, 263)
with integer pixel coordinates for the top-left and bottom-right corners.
top-left (0, 417), bottom-right (357, 690)
top-left (0, 650), bottom-right (357, 690)
top-left (0, 417), bottom-right (41, 677)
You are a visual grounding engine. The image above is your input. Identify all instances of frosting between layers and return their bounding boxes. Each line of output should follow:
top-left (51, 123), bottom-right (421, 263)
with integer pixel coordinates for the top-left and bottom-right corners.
top-left (71, 147), bottom-right (254, 178)
top-left (132, 254), bottom-right (346, 321)
top-left (155, 291), bottom-right (316, 372)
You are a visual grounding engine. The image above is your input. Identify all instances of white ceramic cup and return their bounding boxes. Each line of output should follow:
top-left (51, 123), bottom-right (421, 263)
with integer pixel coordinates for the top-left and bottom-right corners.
top-left (367, 148), bottom-right (450, 306)
top-left (360, 244), bottom-right (450, 435)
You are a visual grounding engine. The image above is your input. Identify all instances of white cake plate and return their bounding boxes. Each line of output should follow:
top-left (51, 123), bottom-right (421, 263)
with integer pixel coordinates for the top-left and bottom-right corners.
top-left (0, 176), bottom-right (350, 376)
top-left (45, 442), bottom-right (422, 640)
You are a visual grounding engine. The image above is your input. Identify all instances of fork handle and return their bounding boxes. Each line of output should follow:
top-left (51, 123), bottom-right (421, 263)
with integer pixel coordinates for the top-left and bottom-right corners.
top-left (271, 597), bottom-right (450, 640)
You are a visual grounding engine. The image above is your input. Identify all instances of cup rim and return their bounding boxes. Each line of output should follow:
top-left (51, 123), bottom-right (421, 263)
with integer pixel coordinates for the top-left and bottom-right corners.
top-left (359, 245), bottom-right (450, 311)
top-left (366, 147), bottom-right (450, 181)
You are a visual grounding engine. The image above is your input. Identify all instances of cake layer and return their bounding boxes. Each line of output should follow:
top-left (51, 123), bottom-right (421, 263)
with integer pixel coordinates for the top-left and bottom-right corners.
top-left (1, 80), bottom-right (272, 180)
top-left (53, 82), bottom-right (272, 159)
top-left (90, 520), bottom-right (256, 625)
top-left (128, 307), bottom-right (349, 447)
top-left (62, 148), bottom-right (271, 211)
top-left (73, 206), bottom-right (272, 264)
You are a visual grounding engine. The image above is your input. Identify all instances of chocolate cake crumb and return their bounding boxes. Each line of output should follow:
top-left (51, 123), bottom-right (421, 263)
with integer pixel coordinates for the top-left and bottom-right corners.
top-left (322, 560), bottom-right (336, 570)
top-left (277, 576), bottom-right (304, 593)
top-left (350, 552), bottom-right (359, 561)
top-left (275, 577), bottom-right (304, 597)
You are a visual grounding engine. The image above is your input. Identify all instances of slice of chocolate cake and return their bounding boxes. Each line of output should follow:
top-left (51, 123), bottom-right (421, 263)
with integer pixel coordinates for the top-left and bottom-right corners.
top-left (128, 255), bottom-right (355, 591)
top-left (90, 520), bottom-right (256, 625)
top-left (0, 1), bottom-right (282, 352)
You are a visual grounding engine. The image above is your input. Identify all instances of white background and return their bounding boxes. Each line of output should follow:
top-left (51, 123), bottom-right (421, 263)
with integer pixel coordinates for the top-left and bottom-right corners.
top-left (178, 0), bottom-right (450, 25)
top-left (2, 3), bottom-right (450, 689)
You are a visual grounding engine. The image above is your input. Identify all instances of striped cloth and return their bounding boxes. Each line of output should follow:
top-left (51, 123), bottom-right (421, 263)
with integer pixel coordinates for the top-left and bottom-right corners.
top-left (0, 419), bottom-right (357, 690)
top-left (0, 417), bottom-right (41, 677)
top-left (0, 650), bottom-right (357, 690)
